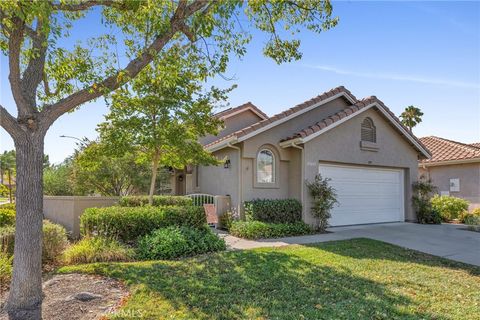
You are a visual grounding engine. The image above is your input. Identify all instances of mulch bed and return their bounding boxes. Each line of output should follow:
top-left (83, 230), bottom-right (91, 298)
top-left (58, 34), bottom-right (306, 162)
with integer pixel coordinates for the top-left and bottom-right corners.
top-left (0, 273), bottom-right (128, 320)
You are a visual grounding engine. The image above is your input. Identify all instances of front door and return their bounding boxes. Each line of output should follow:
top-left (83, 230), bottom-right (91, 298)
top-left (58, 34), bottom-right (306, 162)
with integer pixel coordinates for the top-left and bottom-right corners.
top-left (175, 170), bottom-right (186, 195)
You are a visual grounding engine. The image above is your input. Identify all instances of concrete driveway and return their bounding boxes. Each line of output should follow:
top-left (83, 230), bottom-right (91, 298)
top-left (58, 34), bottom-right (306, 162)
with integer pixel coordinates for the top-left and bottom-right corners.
top-left (220, 222), bottom-right (480, 266)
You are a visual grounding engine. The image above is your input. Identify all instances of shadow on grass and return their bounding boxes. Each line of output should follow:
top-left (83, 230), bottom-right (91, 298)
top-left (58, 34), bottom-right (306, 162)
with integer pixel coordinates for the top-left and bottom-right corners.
top-left (72, 240), bottom-right (466, 320)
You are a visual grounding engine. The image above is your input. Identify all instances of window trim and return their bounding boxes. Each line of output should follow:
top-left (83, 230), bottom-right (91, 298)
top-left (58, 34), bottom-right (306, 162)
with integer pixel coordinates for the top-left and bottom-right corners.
top-left (254, 146), bottom-right (280, 189)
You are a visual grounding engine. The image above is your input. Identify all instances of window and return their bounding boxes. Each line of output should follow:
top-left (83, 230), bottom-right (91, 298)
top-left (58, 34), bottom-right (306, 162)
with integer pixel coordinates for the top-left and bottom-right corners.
top-left (257, 149), bottom-right (275, 183)
top-left (361, 117), bottom-right (376, 143)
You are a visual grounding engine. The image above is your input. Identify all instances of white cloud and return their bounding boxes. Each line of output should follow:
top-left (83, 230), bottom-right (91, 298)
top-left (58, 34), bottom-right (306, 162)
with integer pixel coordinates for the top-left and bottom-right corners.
top-left (304, 64), bottom-right (480, 89)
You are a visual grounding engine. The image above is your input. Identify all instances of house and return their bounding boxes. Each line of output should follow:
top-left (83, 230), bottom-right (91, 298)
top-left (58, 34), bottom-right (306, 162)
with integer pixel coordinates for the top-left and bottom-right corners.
top-left (419, 136), bottom-right (480, 210)
top-left (173, 86), bottom-right (431, 226)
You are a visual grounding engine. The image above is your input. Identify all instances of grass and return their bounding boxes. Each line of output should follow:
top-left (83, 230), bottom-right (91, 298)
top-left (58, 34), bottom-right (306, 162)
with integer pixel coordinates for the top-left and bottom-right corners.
top-left (59, 238), bottom-right (480, 320)
top-left (63, 237), bottom-right (134, 265)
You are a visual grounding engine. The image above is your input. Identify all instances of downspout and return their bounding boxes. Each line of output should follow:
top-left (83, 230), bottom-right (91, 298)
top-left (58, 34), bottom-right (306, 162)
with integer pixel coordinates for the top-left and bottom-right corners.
top-left (226, 142), bottom-right (242, 217)
top-left (289, 142), bottom-right (305, 220)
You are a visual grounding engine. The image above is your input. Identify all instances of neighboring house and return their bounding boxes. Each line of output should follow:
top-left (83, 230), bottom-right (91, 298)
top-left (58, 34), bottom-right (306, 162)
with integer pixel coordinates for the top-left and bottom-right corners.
top-left (419, 136), bottom-right (480, 210)
top-left (174, 86), bottom-right (430, 226)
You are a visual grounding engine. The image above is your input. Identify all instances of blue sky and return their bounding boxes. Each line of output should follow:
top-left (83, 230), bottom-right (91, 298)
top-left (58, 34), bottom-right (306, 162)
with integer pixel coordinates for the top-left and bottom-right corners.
top-left (1, 1), bottom-right (479, 163)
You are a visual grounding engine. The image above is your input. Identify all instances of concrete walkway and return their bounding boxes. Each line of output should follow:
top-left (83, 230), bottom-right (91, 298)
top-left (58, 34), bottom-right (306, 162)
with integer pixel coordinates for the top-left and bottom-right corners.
top-left (218, 222), bottom-right (480, 266)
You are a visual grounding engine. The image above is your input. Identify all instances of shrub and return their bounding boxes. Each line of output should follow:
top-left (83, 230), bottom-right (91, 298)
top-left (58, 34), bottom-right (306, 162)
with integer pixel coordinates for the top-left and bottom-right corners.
top-left (63, 237), bottom-right (133, 265)
top-left (0, 208), bottom-right (15, 227)
top-left (136, 226), bottom-right (226, 260)
top-left (0, 221), bottom-right (68, 263)
top-left (230, 221), bottom-right (312, 240)
top-left (463, 214), bottom-right (480, 226)
top-left (219, 211), bottom-right (235, 230)
top-left (244, 199), bottom-right (302, 224)
top-left (0, 251), bottom-right (12, 285)
top-left (81, 205), bottom-right (206, 243)
top-left (412, 178), bottom-right (441, 224)
top-left (119, 195), bottom-right (193, 207)
top-left (431, 195), bottom-right (469, 221)
top-left (306, 174), bottom-right (337, 232)
top-left (0, 202), bottom-right (15, 210)
top-left (0, 226), bottom-right (15, 255)
top-left (469, 208), bottom-right (480, 216)
top-left (42, 220), bottom-right (69, 264)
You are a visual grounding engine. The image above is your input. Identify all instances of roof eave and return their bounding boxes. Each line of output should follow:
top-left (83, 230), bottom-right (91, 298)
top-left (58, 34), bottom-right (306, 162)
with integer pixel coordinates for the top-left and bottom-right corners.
top-left (419, 158), bottom-right (480, 167)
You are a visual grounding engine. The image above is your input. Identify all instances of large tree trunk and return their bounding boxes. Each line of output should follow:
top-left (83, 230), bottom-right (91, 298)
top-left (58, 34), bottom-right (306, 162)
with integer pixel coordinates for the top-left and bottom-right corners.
top-left (6, 135), bottom-right (44, 320)
top-left (148, 152), bottom-right (160, 206)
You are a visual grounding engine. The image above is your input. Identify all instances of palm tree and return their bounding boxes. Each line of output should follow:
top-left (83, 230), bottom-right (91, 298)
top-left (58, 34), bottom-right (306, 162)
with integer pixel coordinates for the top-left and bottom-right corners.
top-left (400, 105), bottom-right (424, 132)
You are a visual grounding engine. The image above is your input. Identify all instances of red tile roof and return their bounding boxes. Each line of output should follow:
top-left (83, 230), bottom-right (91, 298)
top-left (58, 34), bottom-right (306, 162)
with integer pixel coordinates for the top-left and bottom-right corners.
top-left (214, 102), bottom-right (268, 120)
top-left (419, 136), bottom-right (480, 163)
top-left (204, 86), bottom-right (357, 149)
top-left (470, 143), bottom-right (480, 148)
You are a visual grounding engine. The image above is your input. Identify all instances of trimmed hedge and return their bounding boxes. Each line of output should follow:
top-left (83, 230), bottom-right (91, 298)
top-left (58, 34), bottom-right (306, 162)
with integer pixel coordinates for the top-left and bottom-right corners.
top-left (137, 225), bottom-right (226, 260)
top-left (244, 199), bottom-right (302, 223)
top-left (0, 209), bottom-right (15, 227)
top-left (119, 195), bottom-right (193, 207)
top-left (230, 221), bottom-right (312, 240)
top-left (81, 206), bottom-right (206, 243)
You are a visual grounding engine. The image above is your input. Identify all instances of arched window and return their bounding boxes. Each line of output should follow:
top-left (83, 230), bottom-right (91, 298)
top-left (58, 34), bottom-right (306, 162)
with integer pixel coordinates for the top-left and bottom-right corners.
top-left (361, 117), bottom-right (376, 143)
top-left (257, 149), bottom-right (275, 183)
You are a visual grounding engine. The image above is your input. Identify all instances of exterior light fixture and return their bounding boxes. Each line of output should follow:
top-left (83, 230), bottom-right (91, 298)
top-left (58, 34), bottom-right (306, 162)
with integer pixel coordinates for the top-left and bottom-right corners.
top-left (224, 159), bottom-right (231, 169)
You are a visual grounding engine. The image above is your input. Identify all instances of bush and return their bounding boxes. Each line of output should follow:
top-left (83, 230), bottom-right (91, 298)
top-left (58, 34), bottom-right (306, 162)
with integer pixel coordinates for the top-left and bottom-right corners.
top-left (0, 251), bottom-right (12, 285)
top-left (63, 237), bottom-right (133, 265)
top-left (306, 174), bottom-right (338, 231)
top-left (230, 221), bottom-right (312, 240)
top-left (463, 214), bottom-right (480, 226)
top-left (412, 178), bottom-right (441, 224)
top-left (431, 195), bottom-right (469, 221)
top-left (0, 208), bottom-right (15, 227)
top-left (244, 199), bottom-right (302, 224)
top-left (81, 205), bottom-right (206, 243)
top-left (0, 203), bottom-right (14, 210)
top-left (136, 226), bottom-right (226, 260)
top-left (42, 220), bottom-right (69, 264)
top-left (0, 226), bottom-right (15, 255)
top-left (0, 221), bottom-right (68, 264)
top-left (119, 195), bottom-right (193, 207)
top-left (219, 211), bottom-right (235, 230)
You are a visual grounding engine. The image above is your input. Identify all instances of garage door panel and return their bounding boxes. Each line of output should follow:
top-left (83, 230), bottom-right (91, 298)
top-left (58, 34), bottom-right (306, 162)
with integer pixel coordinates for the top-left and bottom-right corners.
top-left (332, 183), bottom-right (400, 197)
top-left (319, 164), bottom-right (404, 226)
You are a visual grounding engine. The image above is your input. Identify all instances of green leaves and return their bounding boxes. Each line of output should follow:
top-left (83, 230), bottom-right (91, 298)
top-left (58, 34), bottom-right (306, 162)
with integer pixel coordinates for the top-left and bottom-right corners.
top-left (400, 105), bottom-right (424, 131)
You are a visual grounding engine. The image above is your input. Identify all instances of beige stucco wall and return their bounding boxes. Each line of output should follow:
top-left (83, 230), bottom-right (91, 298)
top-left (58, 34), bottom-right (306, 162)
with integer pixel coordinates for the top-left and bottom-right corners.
top-left (302, 108), bottom-right (419, 224)
top-left (198, 148), bottom-right (240, 213)
top-left (43, 196), bottom-right (118, 238)
top-left (419, 163), bottom-right (480, 210)
top-left (200, 110), bottom-right (264, 145)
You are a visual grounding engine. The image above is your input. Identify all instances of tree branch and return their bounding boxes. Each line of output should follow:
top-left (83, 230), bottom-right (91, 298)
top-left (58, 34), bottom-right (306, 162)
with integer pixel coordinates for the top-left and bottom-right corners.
top-left (0, 104), bottom-right (21, 139)
top-left (51, 0), bottom-right (124, 12)
top-left (7, 16), bottom-right (31, 117)
top-left (40, 0), bottom-right (210, 128)
top-left (22, 18), bottom-right (48, 110)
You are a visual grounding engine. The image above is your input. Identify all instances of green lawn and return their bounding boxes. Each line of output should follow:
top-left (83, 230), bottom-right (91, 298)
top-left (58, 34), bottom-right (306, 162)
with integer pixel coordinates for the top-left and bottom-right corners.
top-left (59, 238), bottom-right (480, 320)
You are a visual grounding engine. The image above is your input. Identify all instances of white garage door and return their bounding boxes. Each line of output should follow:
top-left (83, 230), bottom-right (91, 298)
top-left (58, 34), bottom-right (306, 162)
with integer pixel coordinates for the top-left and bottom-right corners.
top-left (319, 164), bottom-right (404, 226)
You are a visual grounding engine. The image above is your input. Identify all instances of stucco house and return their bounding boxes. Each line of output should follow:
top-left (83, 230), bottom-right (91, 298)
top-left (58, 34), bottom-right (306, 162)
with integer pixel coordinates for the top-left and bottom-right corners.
top-left (173, 86), bottom-right (431, 226)
top-left (419, 136), bottom-right (480, 210)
